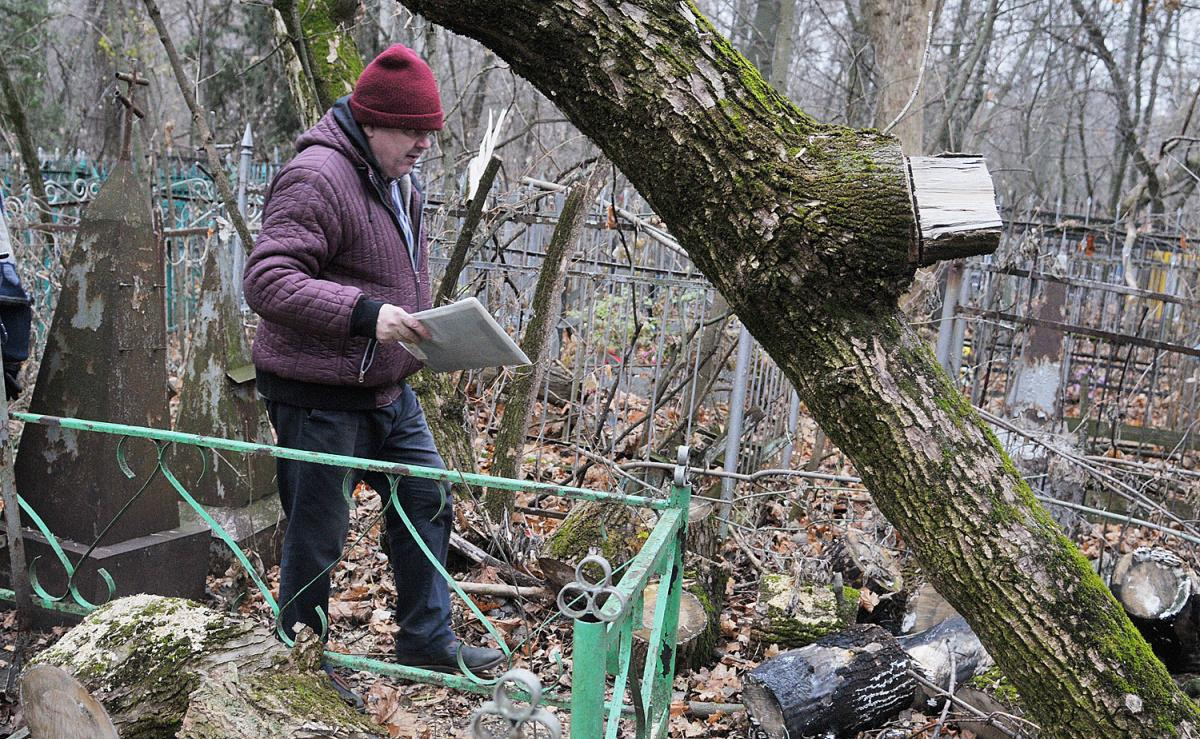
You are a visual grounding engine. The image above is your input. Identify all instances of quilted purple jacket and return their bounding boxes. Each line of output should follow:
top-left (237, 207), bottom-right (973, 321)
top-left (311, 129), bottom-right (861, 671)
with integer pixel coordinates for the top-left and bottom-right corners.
top-left (244, 110), bottom-right (431, 405)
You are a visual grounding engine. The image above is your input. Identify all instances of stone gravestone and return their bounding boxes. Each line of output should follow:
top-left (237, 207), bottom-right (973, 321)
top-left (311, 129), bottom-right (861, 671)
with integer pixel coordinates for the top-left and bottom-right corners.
top-left (172, 236), bottom-right (283, 574)
top-left (12, 158), bottom-right (209, 613)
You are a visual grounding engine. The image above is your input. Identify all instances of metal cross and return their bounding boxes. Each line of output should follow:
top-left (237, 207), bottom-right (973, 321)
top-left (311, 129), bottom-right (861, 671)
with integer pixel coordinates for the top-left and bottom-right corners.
top-left (114, 70), bottom-right (149, 161)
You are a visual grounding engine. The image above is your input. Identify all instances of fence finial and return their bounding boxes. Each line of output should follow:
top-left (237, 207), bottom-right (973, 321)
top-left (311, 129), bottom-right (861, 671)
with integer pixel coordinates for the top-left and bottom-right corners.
top-left (556, 554), bottom-right (625, 622)
top-left (469, 668), bottom-right (561, 739)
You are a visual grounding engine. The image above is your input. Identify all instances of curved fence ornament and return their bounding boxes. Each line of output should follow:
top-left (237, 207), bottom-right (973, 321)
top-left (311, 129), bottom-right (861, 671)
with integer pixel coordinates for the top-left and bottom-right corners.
top-left (18, 498), bottom-right (117, 611)
top-left (19, 434), bottom-right (175, 611)
top-left (383, 473), bottom-right (512, 684)
top-left (469, 669), bottom-right (562, 739)
top-left (674, 444), bottom-right (690, 488)
top-left (556, 554), bottom-right (626, 622)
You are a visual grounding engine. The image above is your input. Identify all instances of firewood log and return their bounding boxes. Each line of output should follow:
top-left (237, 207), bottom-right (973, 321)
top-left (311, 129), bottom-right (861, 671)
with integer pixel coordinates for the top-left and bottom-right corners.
top-left (745, 617), bottom-right (996, 738)
top-left (742, 624), bottom-right (919, 738)
top-left (1109, 547), bottom-right (1200, 673)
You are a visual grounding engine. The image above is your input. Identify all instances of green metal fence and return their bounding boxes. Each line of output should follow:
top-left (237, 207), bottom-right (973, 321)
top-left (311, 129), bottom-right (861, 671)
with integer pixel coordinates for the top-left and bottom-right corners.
top-left (0, 410), bottom-right (690, 738)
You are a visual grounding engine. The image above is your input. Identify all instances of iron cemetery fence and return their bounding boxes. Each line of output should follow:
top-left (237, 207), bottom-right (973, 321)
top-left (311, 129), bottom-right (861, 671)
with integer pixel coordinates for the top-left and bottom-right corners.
top-left (0, 407), bottom-right (693, 738)
top-left (938, 204), bottom-right (1200, 456)
top-left (1, 154), bottom-right (807, 482)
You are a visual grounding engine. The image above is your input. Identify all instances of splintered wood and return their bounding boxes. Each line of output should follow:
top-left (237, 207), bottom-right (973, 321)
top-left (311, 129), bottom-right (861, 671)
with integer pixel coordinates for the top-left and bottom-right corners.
top-left (907, 154), bottom-right (1003, 265)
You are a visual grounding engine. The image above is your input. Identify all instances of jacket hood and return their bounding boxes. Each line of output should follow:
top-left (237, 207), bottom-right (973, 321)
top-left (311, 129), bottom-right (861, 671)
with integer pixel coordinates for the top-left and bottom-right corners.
top-left (294, 97), bottom-right (381, 174)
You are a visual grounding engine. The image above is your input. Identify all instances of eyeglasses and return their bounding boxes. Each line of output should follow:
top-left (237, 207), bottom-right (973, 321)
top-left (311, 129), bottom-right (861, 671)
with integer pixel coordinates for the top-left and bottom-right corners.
top-left (399, 128), bottom-right (437, 144)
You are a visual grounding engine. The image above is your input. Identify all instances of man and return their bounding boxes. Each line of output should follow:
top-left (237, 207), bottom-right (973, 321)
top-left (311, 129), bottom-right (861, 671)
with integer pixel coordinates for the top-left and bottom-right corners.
top-left (244, 44), bottom-right (504, 698)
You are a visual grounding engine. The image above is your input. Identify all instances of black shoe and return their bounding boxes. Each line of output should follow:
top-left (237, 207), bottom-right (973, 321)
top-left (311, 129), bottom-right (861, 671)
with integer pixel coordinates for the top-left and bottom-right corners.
top-left (322, 663), bottom-right (365, 712)
top-left (395, 642), bottom-right (505, 675)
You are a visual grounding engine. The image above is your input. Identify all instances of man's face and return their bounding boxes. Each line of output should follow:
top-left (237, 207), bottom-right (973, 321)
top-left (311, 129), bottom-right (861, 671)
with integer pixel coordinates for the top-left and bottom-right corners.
top-left (363, 125), bottom-right (434, 178)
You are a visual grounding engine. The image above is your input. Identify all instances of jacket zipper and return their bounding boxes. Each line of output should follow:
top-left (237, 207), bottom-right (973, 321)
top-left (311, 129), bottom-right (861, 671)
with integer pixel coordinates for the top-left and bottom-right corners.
top-left (358, 169), bottom-right (423, 380)
top-left (358, 338), bottom-right (378, 383)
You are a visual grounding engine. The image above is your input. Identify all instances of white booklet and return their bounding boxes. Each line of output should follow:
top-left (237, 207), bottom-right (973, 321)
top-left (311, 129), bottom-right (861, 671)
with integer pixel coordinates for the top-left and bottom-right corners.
top-left (400, 297), bottom-right (531, 373)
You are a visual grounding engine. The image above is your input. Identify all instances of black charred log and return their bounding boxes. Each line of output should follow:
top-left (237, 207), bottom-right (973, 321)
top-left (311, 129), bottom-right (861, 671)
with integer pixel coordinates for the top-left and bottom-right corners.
top-left (742, 623), bottom-right (918, 738)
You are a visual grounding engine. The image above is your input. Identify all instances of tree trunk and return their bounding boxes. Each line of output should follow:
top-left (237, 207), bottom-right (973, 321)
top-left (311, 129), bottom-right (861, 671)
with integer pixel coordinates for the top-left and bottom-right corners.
top-left (27, 595), bottom-right (383, 738)
top-left (0, 61), bottom-right (50, 225)
top-left (434, 156), bottom-right (502, 307)
top-left (395, 2), bottom-right (1196, 734)
top-left (863, 0), bottom-right (935, 154)
top-left (1110, 547), bottom-right (1200, 674)
top-left (272, 0), bottom-right (365, 117)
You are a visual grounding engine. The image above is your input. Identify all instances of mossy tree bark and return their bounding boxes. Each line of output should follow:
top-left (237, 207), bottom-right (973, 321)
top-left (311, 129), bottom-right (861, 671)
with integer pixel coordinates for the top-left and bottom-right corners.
top-left (397, 1), bottom-right (1196, 735)
top-left (29, 595), bottom-right (382, 738)
top-left (271, 2), bottom-right (478, 477)
top-left (272, 0), bottom-right (365, 120)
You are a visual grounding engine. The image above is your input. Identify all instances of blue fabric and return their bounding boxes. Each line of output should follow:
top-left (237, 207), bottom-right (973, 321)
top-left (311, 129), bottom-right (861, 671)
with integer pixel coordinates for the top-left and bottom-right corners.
top-left (266, 384), bottom-right (455, 653)
top-left (0, 260), bottom-right (31, 399)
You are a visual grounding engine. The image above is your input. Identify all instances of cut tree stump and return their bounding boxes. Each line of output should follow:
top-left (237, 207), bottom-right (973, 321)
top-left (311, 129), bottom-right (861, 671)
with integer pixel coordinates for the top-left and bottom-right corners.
top-left (632, 581), bottom-right (710, 674)
top-left (24, 594), bottom-right (384, 738)
top-left (19, 665), bottom-right (118, 739)
top-left (742, 623), bottom-right (918, 738)
top-left (1110, 547), bottom-right (1200, 673)
top-left (678, 499), bottom-right (726, 671)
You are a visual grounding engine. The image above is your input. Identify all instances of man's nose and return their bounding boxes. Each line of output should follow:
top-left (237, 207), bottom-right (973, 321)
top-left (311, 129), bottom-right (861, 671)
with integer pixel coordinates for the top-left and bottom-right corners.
top-left (415, 133), bottom-right (433, 150)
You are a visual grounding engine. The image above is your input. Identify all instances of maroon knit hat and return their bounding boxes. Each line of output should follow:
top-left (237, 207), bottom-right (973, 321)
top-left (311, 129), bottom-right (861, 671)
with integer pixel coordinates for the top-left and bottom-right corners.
top-left (349, 44), bottom-right (444, 130)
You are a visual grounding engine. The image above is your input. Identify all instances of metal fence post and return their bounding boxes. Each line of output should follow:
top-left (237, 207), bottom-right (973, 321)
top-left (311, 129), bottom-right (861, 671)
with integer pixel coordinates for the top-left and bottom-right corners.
top-left (781, 390), bottom-right (800, 468)
top-left (935, 260), bottom-right (964, 372)
top-left (719, 324), bottom-right (753, 539)
top-left (569, 619), bottom-right (608, 738)
top-left (232, 123), bottom-right (252, 311)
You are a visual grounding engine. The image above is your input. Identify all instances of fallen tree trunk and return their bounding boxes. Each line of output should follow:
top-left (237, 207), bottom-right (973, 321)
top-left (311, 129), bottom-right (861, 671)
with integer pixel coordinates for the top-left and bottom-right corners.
top-left (25, 594), bottom-right (383, 738)
top-left (1110, 547), bottom-right (1200, 673)
top-left (901, 614), bottom-right (995, 697)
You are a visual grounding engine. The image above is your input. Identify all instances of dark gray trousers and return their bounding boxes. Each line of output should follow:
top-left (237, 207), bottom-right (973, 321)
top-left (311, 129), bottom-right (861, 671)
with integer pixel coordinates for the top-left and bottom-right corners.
top-left (266, 384), bottom-right (454, 655)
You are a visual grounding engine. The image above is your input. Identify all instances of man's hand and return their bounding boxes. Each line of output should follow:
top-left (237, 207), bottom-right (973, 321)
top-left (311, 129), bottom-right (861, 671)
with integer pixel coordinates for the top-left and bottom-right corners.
top-left (376, 304), bottom-right (431, 344)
